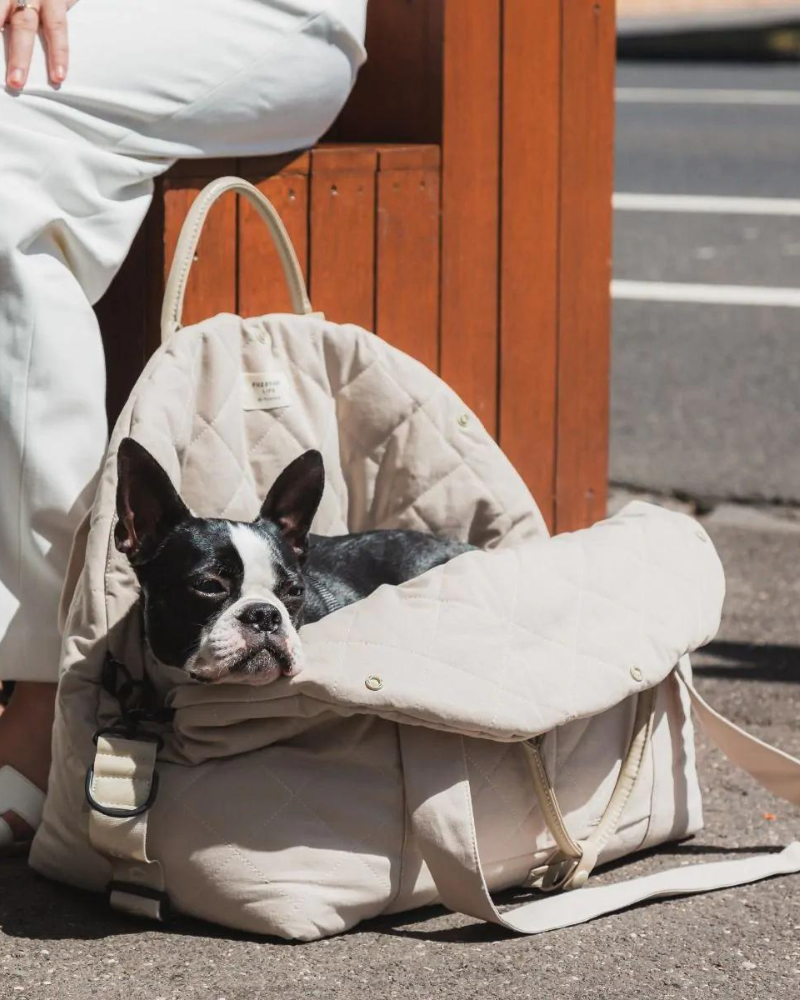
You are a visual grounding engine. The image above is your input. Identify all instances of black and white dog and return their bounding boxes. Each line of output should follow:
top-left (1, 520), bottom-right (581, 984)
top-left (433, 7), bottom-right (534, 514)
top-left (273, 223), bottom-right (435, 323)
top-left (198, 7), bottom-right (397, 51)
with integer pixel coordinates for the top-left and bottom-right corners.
top-left (115, 439), bottom-right (471, 685)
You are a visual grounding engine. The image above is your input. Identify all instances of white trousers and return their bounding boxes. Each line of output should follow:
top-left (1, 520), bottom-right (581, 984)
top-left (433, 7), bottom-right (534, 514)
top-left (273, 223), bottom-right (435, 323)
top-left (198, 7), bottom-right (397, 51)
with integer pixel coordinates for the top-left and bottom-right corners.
top-left (0, 0), bottom-right (366, 681)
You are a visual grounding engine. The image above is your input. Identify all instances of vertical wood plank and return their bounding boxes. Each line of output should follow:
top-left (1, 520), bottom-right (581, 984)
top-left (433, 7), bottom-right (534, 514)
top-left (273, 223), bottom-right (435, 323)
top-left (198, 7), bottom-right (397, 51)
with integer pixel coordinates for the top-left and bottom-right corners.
top-left (144, 186), bottom-right (166, 359)
top-left (309, 146), bottom-right (377, 329)
top-left (161, 168), bottom-right (238, 331)
top-left (238, 153), bottom-right (310, 318)
top-left (439, 0), bottom-right (501, 433)
top-left (375, 145), bottom-right (440, 372)
top-left (95, 220), bottom-right (149, 426)
top-left (499, 0), bottom-right (561, 530)
top-left (326, 1), bottom-right (444, 144)
top-left (555, 0), bottom-right (615, 532)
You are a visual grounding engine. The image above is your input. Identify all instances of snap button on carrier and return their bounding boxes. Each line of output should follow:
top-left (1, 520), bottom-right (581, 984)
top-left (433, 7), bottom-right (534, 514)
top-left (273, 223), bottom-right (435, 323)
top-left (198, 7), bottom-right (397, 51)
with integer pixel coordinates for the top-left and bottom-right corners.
top-left (365, 675), bottom-right (383, 691)
top-left (630, 665), bottom-right (644, 682)
top-left (457, 413), bottom-right (469, 428)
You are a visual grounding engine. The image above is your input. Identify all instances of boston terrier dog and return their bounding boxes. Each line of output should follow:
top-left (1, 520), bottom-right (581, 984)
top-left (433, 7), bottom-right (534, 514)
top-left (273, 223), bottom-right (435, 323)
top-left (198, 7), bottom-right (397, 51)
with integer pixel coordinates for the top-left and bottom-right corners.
top-left (115, 438), bottom-right (472, 685)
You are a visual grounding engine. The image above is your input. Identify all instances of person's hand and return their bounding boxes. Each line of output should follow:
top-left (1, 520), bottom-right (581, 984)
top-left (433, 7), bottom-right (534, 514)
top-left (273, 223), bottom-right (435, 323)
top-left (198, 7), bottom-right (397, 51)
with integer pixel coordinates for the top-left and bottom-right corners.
top-left (3, 0), bottom-right (77, 91)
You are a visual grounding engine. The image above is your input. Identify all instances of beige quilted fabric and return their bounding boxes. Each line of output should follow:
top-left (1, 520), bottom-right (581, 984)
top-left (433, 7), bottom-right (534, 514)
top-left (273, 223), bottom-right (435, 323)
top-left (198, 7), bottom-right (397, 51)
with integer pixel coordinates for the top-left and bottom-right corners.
top-left (30, 311), bottom-right (724, 939)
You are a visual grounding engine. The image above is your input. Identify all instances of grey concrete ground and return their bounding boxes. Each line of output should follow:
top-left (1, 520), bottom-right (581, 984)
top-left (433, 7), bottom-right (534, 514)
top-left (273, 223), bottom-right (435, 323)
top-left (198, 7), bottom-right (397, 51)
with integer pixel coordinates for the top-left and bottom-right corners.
top-left (2, 502), bottom-right (799, 999)
top-left (612, 301), bottom-right (800, 502)
top-left (612, 61), bottom-right (800, 503)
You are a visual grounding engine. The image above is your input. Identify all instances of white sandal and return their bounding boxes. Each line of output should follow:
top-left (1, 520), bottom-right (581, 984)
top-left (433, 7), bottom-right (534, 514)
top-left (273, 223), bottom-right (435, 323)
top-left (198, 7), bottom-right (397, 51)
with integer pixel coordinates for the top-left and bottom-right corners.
top-left (0, 765), bottom-right (45, 852)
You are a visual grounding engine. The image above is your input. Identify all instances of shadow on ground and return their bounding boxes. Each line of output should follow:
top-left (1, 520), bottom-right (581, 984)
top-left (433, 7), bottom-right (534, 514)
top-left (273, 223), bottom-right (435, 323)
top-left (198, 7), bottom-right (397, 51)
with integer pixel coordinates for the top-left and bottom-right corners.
top-left (0, 859), bottom-right (286, 945)
top-left (0, 837), bottom-right (785, 947)
top-left (695, 640), bottom-right (800, 682)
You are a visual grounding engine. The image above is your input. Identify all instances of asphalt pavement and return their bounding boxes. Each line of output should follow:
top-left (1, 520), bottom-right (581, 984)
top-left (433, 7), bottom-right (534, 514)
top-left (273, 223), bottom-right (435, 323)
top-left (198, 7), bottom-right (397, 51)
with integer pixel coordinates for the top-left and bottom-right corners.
top-left (612, 60), bottom-right (800, 503)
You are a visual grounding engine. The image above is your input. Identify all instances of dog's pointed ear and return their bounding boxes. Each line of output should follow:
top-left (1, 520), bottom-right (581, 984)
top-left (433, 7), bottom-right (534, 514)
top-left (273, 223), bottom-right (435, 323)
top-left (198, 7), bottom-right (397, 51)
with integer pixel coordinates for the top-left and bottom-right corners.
top-left (114, 438), bottom-right (190, 565)
top-left (258, 450), bottom-right (324, 559)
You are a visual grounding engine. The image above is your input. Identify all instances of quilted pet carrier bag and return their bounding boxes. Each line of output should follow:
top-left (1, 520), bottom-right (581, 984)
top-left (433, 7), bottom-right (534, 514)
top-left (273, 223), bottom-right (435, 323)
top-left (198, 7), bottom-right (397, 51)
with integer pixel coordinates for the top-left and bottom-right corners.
top-left (31, 179), bottom-right (800, 941)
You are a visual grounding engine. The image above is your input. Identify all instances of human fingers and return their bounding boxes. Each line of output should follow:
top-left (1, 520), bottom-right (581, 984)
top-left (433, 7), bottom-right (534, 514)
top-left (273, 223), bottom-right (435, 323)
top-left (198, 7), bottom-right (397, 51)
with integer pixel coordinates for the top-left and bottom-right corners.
top-left (39, 0), bottom-right (68, 84)
top-left (5, 0), bottom-right (41, 90)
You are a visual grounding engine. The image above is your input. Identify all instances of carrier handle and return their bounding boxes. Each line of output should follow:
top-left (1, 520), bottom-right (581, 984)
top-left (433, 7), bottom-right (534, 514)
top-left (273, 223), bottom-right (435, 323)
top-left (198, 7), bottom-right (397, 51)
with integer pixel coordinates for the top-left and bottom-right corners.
top-left (160, 176), bottom-right (312, 342)
top-left (403, 661), bottom-right (800, 936)
top-left (523, 685), bottom-right (657, 891)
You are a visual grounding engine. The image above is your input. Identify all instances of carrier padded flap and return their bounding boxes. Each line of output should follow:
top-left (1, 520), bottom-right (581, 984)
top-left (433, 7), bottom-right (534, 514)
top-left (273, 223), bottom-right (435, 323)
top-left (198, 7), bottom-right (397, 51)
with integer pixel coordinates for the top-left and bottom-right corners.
top-left (168, 500), bottom-right (724, 749)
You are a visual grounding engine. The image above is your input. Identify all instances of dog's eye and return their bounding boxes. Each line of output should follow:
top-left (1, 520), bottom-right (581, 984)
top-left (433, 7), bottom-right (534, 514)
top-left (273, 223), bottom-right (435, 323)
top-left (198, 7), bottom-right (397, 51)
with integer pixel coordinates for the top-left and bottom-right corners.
top-left (286, 583), bottom-right (304, 599)
top-left (192, 578), bottom-right (228, 597)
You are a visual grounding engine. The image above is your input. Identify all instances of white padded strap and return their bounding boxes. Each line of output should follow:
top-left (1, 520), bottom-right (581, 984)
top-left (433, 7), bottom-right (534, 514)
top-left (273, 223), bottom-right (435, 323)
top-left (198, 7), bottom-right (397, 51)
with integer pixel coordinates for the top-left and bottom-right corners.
top-left (0, 765), bottom-right (45, 833)
top-left (402, 670), bottom-right (800, 934)
top-left (160, 175), bottom-right (312, 341)
top-left (523, 686), bottom-right (656, 891)
top-left (678, 663), bottom-right (800, 807)
top-left (87, 735), bottom-right (166, 920)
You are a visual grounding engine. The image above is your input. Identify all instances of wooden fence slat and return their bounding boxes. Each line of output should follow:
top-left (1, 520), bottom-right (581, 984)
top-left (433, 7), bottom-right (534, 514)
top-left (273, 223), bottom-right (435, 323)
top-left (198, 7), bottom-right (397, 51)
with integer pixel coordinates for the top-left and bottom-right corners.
top-left (375, 146), bottom-right (440, 372)
top-left (95, 221), bottom-right (149, 427)
top-left (439, 0), bottom-right (501, 433)
top-left (165, 157), bottom-right (238, 179)
top-left (325, 2), bottom-right (443, 145)
top-left (308, 146), bottom-right (377, 329)
top-left (555, 0), bottom-right (615, 532)
top-left (499, 0), bottom-right (561, 530)
top-left (162, 178), bottom-right (238, 329)
top-left (238, 154), bottom-right (310, 318)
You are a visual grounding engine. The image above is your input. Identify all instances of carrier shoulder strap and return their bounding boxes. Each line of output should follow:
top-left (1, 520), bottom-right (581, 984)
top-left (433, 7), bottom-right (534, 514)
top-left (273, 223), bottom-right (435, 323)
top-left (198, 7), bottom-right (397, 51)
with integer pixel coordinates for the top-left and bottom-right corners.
top-left (400, 662), bottom-right (800, 934)
top-left (86, 734), bottom-right (167, 920)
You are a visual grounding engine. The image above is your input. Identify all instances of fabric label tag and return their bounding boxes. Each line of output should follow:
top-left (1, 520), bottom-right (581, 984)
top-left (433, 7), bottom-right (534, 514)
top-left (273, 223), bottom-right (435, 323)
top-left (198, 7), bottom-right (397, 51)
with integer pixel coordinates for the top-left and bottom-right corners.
top-left (241, 371), bottom-right (292, 411)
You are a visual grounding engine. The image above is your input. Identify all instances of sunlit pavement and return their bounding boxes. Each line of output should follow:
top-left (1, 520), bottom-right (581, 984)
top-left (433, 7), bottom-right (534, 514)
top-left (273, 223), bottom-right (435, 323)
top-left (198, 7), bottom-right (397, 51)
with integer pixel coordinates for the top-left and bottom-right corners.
top-left (612, 61), bottom-right (800, 504)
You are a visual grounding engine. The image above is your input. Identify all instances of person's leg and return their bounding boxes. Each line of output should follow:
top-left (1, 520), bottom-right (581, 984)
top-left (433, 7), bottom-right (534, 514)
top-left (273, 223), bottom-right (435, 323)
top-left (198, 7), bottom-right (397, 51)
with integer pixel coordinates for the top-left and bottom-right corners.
top-left (0, 0), bottom-right (364, 839)
top-left (0, 110), bottom-right (164, 841)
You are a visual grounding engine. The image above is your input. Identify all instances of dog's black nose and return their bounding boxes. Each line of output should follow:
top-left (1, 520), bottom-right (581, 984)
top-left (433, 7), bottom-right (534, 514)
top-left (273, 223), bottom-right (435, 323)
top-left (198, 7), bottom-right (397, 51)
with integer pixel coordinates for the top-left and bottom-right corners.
top-left (238, 603), bottom-right (282, 633)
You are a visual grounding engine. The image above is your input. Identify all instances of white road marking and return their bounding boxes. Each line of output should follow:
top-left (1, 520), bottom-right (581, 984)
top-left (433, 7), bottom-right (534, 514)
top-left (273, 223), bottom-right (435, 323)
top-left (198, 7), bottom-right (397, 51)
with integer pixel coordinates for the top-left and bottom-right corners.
top-left (614, 193), bottom-right (800, 217)
top-left (612, 280), bottom-right (800, 309)
top-left (616, 87), bottom-right (800, 106)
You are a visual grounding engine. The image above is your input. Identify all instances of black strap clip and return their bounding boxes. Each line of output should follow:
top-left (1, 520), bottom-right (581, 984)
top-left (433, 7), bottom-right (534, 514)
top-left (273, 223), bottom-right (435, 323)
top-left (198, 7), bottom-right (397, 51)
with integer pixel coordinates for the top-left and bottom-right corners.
top-left (86, 655), bottom-right (170, 818)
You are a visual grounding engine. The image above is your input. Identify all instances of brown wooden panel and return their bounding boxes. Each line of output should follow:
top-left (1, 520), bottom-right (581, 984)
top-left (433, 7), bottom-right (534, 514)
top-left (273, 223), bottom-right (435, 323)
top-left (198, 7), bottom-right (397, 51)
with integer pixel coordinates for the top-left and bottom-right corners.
top-left (375, 146), bottom-right (440, 372)
top-left (237, 150), bottom-right (310, 180)
top-left (143, 191), bottom-right (167, 360)
top-left (311, 146), bottom-right (377, 173)
top-left (238, 156), bottom-right (310, 318)
top-left (95, 221), bottom-right (149, 427)
top-left (375, 144), bottom-right (440, 171)
top-left (165, 157), bottom-right (237, 180)
top-left (499, 0), bottom-right (561, 530)
top-left (555, 0), bottom-right (615, 532)
top-left (162, 177), bottom-right (237, 330)
top-left (326, 1), bottom-right (444, 144)
top-left (439, 0), bottom-right (501, 432)
top-left (308, 146), bottom-right (377, 328)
